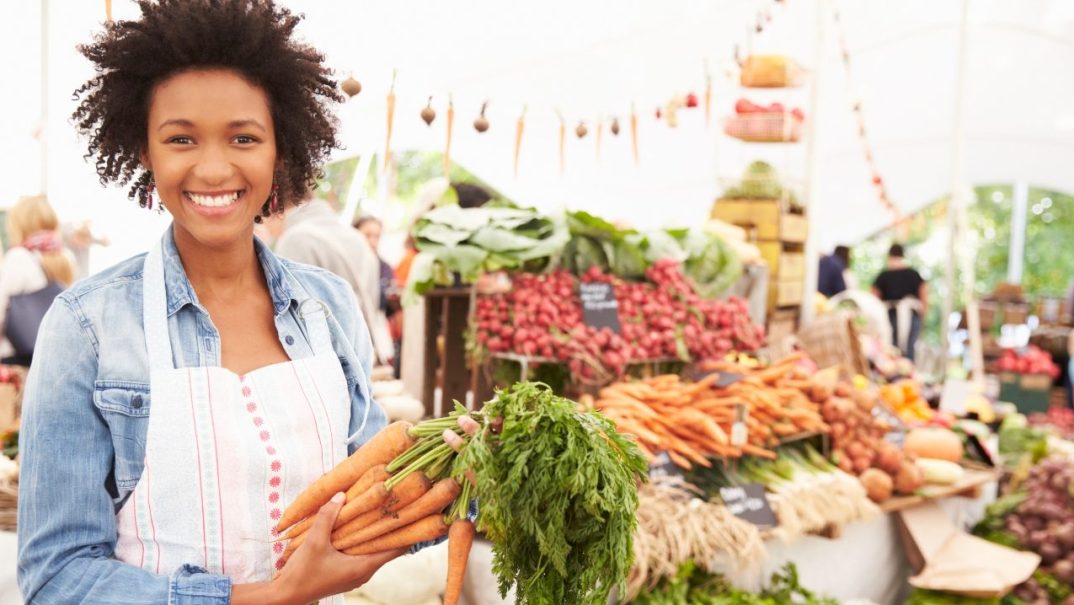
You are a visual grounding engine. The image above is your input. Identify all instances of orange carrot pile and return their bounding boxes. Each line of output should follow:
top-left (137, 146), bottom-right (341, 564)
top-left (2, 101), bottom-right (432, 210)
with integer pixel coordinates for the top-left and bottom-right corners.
top-left (593, 353), bottom-right (830, 469)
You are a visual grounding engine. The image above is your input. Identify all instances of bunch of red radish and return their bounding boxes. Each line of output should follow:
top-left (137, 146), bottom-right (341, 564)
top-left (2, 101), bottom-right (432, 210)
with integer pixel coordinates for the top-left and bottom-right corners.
top-left (995, 346), bottom-right (1061, 378)
top-left (472, 259), bottom-right (764, 382)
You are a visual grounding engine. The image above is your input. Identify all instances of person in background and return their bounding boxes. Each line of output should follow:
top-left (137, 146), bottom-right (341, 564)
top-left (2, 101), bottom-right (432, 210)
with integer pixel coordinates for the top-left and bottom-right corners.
top-left (0, 195), bottom-right (77, 366)
top-left (274, 193), bottom-right (395, 367)
top-left (872, 243), bottom-right (927, 360)
top-left (354, 216), bottom-right (402, 377)
top-left (817, 245), bottom-right (850, 298)
top-left (62, 221), bottom-right (111, 281)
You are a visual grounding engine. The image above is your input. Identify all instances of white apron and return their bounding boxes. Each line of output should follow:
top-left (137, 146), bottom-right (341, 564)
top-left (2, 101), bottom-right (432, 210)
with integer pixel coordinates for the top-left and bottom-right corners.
top-left (114, 242), bottom-right (354, 604)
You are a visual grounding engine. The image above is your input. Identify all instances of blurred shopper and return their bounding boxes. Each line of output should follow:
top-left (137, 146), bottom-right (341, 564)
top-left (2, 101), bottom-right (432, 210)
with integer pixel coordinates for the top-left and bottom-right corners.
top-left (275, 193), bottom-right (395, 365)
top-left (818, 245), bottom-right (850, 298)
top-left (354, 216), bottom-right (402, 376)
top-left (0, 195), bottom-right (76, 366)
top-left (872, 244), bottom-right (927, 360)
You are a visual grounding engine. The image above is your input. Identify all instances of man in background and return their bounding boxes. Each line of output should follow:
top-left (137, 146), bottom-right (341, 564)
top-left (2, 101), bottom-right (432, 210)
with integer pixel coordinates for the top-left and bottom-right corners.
top-left (270, 192), bottom-right (395, 366)
top-left (818, 245), bottom-right (851, 298)
top-left (872, 243), bottom-right (927, 360)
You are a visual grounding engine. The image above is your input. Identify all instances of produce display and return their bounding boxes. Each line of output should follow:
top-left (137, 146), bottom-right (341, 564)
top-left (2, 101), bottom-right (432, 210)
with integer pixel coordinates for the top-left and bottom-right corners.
top-left (1029, 407), bottom-right (1074, 440)
top-left (280, 383), bottom-right (647, 605)
top-left (471, 261), bottom-right (763, 383)
top-left (627, 477), bottom-right (766, 600)
top-left (724, 100), bottom-right (806, 143)
top-left (994, 346), bottom-right (1061, 378)
top-left (408, 203), bottom-right (569, 296)
top-left (974, 457), bottom-right (1074, 604)
top-left (686, 446), bottom-right (879, 541)
top-left (592, 354), bottom-right (826, 467)
top-left (879, 380), bottom-right (935, 424)
top-left (629, 561), bottom-right (838, 605)
top-left (407, 204), bottom-right (743, 301)
top-left (718, 160), bottom-right (800, 206)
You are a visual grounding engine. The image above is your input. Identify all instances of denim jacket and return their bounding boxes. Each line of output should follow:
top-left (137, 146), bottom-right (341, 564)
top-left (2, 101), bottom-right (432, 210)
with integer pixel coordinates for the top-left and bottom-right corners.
top-left (17, 227), bottom-right (388, 604)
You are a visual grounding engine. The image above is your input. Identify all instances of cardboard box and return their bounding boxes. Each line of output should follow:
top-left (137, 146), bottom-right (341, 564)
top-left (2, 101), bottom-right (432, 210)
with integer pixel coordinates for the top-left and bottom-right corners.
top-left (898, 503), bottom-right (1039, 598)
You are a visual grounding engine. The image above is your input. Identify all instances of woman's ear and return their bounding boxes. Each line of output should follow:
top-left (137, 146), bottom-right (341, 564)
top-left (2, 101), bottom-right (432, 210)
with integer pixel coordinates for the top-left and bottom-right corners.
top-left (140, 152), bottom-right (152, 173)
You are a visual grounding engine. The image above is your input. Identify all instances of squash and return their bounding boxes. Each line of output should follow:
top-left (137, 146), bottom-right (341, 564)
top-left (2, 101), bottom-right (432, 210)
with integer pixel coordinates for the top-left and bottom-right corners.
top-left (915, 458), bottom-right (965, 485)
top-left (903, 427), bottom-right (963, 463)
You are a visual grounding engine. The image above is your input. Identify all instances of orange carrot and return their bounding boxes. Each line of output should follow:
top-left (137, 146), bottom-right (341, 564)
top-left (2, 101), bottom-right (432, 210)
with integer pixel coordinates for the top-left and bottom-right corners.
top-left (283, 464), bottom-right (391, 541)
top-left (334, 478), bottom-right (461, 551)
top-left (443, 97), bottom-right (454, 176)
top-left (704, 73), bottom-right (712, 129)
top-left (595, 119), bottom-right (604, 162)
top-left (513, 107), bottom-right (526, 178)
top-left (342, 514), bottom-right (450, 556)
top-left (276, 421), bottom-right (414, 533)
top-left (383, 69), bottom-right (397, 172)
top-left (331, 471), bottom-right (431, 543)
top-left (443, 519), bottom-right (475, 605)
top-left (630, 103), bottom-right (639, 165)
top-left (558, 114), bottom-right (566, 175)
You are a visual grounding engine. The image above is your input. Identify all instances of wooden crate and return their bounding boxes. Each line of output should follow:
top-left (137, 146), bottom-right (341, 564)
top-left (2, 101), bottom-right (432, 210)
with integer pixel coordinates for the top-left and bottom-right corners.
top-left (769, 278), bottom-right (804, 309)
top-left (421, 287), bottom-right (479, 418)
top-left (710, 198), bottom-right (807, 243)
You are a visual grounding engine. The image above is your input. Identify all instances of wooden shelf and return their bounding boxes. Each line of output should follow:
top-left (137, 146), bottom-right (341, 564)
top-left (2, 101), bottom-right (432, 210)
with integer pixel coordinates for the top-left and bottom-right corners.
top-left (879, 468), bottom-right (1001, 514)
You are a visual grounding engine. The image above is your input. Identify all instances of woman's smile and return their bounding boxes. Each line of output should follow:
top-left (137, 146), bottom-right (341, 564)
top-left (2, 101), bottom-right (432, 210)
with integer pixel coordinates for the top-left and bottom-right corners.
top-left (184, 189), bottom-right (247, 216)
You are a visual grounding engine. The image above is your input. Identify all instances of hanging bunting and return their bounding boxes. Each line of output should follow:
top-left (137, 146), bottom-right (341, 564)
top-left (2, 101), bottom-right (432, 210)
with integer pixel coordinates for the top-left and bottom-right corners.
top-left (474, 101), bottom-right (490, 133)
top-left (595, 117), bottom-right (604, 162)
top-left (557, 111), bottom-right (566, 175)
top-left (513, 106), bottom-right (526, 178)
top-left (630, 103), bottom-right (639, 165)
top-left (382, 69), bottom-right (396, 172)
top-left (833, 6), bottom-right (901, 219)
top-left (421, 96), bottom-right (436, 125)
top-left (443, 96), bottom-right (454, 177)
top-left (704, 61), bottom-right (713, 129)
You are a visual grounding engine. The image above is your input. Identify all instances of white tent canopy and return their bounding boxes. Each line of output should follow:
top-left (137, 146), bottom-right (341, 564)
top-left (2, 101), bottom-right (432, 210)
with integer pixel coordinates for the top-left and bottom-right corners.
top-left (2, 0), bottom-right (1074, 269)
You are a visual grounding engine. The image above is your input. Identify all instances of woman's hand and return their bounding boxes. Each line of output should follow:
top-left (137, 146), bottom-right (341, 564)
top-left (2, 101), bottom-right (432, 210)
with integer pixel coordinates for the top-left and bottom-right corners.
top-left (271, 493), bottom-right (407, 605)
top-left (442, 415), bottom-right (481, 452)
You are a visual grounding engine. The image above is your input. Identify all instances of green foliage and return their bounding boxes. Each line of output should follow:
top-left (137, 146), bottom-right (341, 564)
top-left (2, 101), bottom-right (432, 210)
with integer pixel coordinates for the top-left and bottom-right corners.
top-left (631, 562), bottom-right (839, 605)
top-left (457, 382), bottom-right (649, 605)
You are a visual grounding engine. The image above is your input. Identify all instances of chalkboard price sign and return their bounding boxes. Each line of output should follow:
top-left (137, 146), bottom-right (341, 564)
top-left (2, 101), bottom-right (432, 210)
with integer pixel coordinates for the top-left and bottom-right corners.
top-left (719, 483), bottom-right (778, 528)
top-left (579, 282), bottom-right (621, 334)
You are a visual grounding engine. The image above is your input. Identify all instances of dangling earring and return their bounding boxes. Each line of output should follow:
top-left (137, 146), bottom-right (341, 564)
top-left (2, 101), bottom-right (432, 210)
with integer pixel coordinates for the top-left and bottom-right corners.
top-left (146, 179), bottom-right (156, 210)
top-left (269, 182), bottom-right (280, 214)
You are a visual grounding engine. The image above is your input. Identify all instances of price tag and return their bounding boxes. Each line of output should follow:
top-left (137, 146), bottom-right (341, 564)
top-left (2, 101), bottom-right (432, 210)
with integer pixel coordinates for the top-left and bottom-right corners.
top-left (730, 403), bottom-right (749, 447)
top-left (648, 450), bottom-right (684, 479)
top-left (579, 282), bottom-right (621, 334)
top-left (719, 484), bottom-right (778, 528)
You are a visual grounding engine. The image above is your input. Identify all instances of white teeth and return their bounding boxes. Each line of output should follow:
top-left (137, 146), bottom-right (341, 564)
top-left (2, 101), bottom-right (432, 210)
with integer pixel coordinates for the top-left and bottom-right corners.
top-left (187, 192), bottom-right (241, 207)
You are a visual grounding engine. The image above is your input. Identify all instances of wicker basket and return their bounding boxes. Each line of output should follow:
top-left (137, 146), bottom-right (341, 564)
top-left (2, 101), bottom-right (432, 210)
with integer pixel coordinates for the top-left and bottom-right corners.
top-left (723, 113), bottom-right (803, 143)
top-left (796, 312), bottom-right (868, 376)
top-left (0, 480), bottom-right (15, 531)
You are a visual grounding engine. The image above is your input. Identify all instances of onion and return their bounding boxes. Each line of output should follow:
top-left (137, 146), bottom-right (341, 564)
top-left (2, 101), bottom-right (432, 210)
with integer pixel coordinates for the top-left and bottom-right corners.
top-left (1053, 559), bottom-right (1074, 584)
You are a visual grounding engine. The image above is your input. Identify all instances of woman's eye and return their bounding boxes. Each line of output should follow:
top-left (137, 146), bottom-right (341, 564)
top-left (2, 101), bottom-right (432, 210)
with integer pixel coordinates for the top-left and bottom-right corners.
top-left (234, 135), bottom-right (259, 144)
top-left (167, 136), bottom-right (193, 145)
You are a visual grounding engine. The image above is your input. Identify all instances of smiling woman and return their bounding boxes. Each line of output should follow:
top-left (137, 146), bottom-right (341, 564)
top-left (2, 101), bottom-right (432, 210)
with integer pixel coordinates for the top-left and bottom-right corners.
top-left (15, 2), bottom-right (419, 605)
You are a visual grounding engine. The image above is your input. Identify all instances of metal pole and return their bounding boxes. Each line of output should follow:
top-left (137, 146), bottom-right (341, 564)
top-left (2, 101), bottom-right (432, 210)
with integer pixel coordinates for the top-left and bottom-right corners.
top-left (1008, 181), bottom-right (1028, 284)
top-left (941, 0), bottom-right (969, 359)
top-left (799, 0), bottom-right (827, 324)
top-left (39, 0), bottom-right (49, 195)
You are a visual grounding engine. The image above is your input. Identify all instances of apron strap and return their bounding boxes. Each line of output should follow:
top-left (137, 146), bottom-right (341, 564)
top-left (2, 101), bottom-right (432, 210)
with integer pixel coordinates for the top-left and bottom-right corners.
top-left (297, 299), bottom-right (335, 356)
top-left (143, 242), bottom-right (176, 372)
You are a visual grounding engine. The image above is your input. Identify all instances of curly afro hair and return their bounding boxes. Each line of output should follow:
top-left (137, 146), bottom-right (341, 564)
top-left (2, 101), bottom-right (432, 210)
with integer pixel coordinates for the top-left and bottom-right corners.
top-left (72, 0), bottom-right (343, 218)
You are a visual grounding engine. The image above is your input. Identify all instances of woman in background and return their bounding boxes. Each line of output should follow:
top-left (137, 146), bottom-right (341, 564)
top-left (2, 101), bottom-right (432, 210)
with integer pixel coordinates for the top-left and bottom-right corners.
top-left (0, 195), bottom-right (76, 365)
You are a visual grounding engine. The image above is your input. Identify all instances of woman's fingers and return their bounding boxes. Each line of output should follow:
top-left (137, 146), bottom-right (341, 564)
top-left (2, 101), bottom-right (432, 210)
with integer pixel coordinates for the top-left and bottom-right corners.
top-left (307, 492), bottom-right (345, 546)
top-left (457, 415), bottom-right (480, 436)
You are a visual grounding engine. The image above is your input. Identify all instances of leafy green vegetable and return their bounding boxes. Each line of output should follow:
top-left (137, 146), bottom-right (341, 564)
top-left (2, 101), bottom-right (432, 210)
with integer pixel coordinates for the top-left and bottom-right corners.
top-left (631, 562), bottom-right (838, 605)
top-left (457, 383), bottom-right (649, 605)
top-left (904, 589), bottom-right (1005, 604)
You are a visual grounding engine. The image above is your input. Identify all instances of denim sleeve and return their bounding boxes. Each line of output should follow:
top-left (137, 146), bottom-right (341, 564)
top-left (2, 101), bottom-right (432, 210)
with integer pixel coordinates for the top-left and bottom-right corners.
top-left (340, 285), bottom-right (388, 453)
top-left (17, 298), bottom-right (231, 604)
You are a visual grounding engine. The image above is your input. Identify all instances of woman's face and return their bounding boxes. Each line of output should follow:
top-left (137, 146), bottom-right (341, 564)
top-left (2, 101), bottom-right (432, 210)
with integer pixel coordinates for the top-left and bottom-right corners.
top-left (143, 69), bottom-right (277, 251)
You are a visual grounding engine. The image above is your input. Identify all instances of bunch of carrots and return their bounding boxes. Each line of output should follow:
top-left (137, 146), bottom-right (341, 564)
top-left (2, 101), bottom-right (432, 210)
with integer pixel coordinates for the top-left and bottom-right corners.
top-left (275, 415), bottom-right (478, 605)
top-left (591, 353), bottom-right (830, 470)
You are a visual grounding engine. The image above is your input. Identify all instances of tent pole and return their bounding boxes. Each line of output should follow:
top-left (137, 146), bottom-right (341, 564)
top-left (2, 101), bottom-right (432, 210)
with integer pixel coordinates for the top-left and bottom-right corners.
top-left (799, 0), bottom-right (827, 325)
top-left (945, 0), bottom-right (983, 381)
top-left (1008, 181), bottom-right (1028, 284)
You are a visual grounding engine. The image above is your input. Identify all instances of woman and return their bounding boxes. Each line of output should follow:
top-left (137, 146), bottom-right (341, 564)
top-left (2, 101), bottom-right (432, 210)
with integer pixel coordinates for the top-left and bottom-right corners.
top-left (17, 2), bottom-right (470, 604)
top-left (0, 195), bottom-right (76, 366)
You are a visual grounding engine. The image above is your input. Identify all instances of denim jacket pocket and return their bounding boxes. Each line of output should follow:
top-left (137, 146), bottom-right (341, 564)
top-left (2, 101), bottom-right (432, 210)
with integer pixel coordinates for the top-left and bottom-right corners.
top-left (93, 381), bottom-right (151, 491)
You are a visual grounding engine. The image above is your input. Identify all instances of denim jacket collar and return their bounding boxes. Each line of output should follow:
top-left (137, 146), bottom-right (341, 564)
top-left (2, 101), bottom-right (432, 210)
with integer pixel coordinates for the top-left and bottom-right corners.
top-left (160, 226), bottom-right (299, 318)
